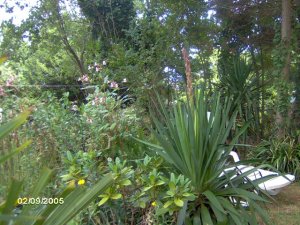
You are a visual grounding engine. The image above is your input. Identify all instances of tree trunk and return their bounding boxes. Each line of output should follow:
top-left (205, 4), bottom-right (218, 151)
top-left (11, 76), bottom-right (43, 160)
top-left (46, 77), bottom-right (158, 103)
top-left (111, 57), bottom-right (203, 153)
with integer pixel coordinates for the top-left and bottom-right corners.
top-left (55, 1), bottom-right (85, 75)
top-left (281, 0), bottom-right (292, 80)
top-left (292, 1), bottom-right (300, 142)
top-left (276, 0), bottom-right (292, 137)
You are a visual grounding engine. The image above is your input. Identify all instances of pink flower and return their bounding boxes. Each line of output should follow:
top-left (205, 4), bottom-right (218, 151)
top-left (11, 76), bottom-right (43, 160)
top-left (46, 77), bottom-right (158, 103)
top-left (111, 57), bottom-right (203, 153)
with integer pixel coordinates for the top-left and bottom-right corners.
top-left (5, 76), bottom-right (15, 87)
top-left (95, 65), bottom-right (102, 72)
top-left (94, 96), bottom-right (99, 105)
top-left (78, 74), bottom-right (89, 82)
top-left (92, 96), bottom-right (106, 106)
top-left (110, 81), bottom-right (118, 88)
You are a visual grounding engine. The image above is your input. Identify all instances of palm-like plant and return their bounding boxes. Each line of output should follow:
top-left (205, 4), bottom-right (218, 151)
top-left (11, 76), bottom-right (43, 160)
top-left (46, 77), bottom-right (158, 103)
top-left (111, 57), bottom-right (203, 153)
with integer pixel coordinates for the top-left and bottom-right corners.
top-left (140, 91), bottom-right (272, 224)
top-left (0, 111), bottom-right (113, 225)
top-left (218, 56), bottom-right (260, 134)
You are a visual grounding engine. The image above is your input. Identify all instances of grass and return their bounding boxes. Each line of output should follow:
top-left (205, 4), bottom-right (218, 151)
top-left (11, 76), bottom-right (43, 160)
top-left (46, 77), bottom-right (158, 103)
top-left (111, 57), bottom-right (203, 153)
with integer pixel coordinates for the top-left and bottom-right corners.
top-left (262, 182), bottom-right (300, 225)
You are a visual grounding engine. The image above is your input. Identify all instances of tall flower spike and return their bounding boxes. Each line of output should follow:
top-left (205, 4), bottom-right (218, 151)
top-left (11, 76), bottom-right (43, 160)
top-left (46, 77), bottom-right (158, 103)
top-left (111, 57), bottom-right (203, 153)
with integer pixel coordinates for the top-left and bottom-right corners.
top-left (182, 47), bottom-right (193, 101)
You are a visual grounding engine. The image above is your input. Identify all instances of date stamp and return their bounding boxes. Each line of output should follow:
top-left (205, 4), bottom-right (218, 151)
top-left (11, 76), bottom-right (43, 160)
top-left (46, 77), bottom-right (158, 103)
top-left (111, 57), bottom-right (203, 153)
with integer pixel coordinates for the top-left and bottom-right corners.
top-left (17, 197), bottom-right (64, 205)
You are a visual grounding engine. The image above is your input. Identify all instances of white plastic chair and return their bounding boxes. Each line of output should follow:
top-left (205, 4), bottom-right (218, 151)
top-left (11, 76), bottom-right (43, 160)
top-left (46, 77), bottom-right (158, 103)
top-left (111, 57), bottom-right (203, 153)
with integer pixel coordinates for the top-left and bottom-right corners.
top-left (206, 112), bottom-right (295, 195)
top-left (228, 151), bottom-right (295, 195)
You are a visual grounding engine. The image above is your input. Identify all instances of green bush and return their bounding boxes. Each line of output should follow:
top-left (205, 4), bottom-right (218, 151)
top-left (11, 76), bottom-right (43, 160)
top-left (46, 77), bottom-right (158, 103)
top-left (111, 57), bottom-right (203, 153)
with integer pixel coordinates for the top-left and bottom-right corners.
top-left (139, 91), bottom-right (272, 224)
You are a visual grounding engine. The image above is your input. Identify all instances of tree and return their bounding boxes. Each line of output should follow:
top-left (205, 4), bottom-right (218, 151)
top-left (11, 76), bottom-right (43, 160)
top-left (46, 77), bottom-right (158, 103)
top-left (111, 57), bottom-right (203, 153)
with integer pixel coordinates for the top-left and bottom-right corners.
top-left (77, 0), bottom-right (135, 41)
top-left (275, 0), bottom-right (293, 137)
top-left (0, 0), bottom-right (101, 101)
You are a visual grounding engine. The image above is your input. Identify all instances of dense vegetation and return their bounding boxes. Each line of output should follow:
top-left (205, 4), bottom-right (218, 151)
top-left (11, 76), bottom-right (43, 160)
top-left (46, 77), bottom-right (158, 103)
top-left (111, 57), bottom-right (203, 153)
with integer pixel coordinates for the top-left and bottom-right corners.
top-left (0, 0), bottom-right (299, 224)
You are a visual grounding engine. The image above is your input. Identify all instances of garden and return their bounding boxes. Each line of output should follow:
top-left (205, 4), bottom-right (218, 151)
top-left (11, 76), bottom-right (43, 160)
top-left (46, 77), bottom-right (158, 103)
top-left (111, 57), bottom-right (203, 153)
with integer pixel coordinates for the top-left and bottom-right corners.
top-left (0, 0), bottom-right (300, 224)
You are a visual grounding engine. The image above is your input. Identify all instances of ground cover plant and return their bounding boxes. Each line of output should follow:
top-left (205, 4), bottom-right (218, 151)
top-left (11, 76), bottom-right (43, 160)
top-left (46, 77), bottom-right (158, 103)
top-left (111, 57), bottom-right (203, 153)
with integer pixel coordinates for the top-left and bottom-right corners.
top-left (0, 0), bottom-right (300, 224)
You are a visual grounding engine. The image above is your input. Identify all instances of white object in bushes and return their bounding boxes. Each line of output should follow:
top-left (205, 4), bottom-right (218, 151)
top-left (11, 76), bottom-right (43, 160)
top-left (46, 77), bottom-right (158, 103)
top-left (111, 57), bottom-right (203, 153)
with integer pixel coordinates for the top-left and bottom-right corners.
top-left (228, 151), bottom-right (295, 195)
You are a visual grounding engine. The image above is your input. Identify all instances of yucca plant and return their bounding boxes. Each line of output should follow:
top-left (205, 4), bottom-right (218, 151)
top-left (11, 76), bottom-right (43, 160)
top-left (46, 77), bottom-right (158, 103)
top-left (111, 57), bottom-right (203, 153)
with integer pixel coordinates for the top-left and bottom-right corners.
top-left (139, 91), bottom-right (272, 224)
top-left (218, 55), bottom-right (260, 136)
top-left (0, 111), bottom-right (113, 225)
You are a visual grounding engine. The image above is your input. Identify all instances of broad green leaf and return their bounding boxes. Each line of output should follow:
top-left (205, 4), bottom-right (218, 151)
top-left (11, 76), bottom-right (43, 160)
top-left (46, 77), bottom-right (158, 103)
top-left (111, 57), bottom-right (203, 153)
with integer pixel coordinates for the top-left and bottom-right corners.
top-left (163, 200), bottom-right (173, 209)
top-left (203, 190), bottom-right (225, 214)
top-left (120, 179), bottom-right (131, 186)
top-left (200, 204), bottom-right (214, 225)
top-left (138, 201), bottom-right (146, 208)
top-left (193, 212), bottom-right (201, 225)
top-left (174, 198), bottom-right (184, 207)
top-left (111, 193), bottom-right (122, 200)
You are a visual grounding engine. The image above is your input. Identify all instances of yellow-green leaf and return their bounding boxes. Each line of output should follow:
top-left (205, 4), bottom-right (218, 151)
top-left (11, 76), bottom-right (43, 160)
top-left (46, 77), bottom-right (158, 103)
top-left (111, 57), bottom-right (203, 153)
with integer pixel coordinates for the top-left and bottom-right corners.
top-left (98, 196), bottom-right (109, 206)
top-left (174, 198), bottom-right (184, 207)
top-left (111, 193), bottom-right (122, 200)
top-left (139, 201), bottom-right (146, 208)
top-left (163, 200), bottom-right (173, 208)
top-left (0, 55), bottom-right (8, 64)
top-left (121, 179), bottom-right (131, 186)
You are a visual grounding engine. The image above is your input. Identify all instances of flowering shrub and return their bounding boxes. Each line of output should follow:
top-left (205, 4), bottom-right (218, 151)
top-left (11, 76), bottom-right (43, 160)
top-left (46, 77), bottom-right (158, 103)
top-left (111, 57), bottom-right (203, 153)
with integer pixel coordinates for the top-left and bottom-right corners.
top-left (83, 87), bottom-right (141, 155)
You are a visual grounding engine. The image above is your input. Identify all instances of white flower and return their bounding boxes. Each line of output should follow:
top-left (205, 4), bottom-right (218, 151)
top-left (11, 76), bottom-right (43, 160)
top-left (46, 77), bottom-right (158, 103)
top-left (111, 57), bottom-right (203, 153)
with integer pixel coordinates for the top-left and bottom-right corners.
top-left (87, 118), bottom-right (93, 124)
top-left (71, 105), bottom-right (78, 111)
top-left (99, 97), bottom-right (106, 104)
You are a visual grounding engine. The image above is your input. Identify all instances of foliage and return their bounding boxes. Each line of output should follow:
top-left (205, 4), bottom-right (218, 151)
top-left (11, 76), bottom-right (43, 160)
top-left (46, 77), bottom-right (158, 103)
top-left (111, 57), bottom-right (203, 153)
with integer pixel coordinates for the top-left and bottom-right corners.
top-left (0, 88), bottom-right (143, 197)
top-left (60, 150), bottom-right (103, 184)
top-left (251, 138), bottom-right (300, 177)
top-left (77, 0), bottom-right (135, 40)
top-left (1, 0), bottom-right (300, 224)
top-left (139, 91), bottom-right (272, 224)
top-left (94, 156), bottom-right (196, 224)
top-left (24, 89), bottom-right (141, 156)
top-left (0, 111), bottom-right (114, 225)
top-left (60, 151), bottom-right (197, 224)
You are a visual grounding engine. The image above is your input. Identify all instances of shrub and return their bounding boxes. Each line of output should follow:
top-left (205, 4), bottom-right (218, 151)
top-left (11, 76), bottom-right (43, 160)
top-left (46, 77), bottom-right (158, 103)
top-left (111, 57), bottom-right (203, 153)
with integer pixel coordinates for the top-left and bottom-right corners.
top-left (139, 91), bottom-right (272, 224)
